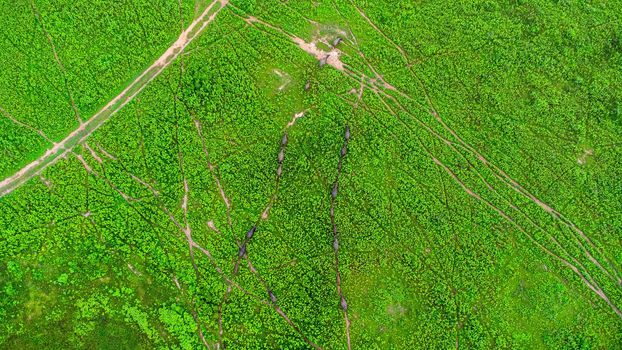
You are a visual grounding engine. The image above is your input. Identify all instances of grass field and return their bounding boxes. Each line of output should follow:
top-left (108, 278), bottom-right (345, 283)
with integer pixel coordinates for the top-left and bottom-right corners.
top-left (1, 0), bottom-right (621, 348)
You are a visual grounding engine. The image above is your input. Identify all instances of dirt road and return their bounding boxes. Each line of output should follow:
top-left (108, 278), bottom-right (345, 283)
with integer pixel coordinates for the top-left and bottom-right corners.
top-left (0, 0), bottom-right (229, 197)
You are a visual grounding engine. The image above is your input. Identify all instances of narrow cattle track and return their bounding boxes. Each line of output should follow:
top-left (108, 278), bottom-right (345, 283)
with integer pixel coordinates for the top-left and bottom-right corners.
top-left (29, 0), bottom-right (83, 124)
top-left (78, 143), bottom-right (322, 348)
top-left (0, 105), bottom-right (53, 142)
top-left (194, 117), bottom-right (233, 230)
top-left (330, 125), bottom-right (352, 350)
top-left (419, 143), bottom-right (622, 319)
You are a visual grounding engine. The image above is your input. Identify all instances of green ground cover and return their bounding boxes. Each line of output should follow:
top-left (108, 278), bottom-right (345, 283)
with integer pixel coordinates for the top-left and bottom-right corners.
top-left (1, 0), bottom-right (621, 348)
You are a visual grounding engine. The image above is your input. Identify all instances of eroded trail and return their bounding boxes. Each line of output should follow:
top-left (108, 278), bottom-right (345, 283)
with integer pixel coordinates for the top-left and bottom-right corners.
top-left (0, 0), bottom-right (229, 197)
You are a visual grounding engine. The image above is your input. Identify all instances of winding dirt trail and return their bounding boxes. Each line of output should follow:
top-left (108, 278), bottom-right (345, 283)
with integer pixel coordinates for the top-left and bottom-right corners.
top-left (0, 0), bottom-right (229, 198)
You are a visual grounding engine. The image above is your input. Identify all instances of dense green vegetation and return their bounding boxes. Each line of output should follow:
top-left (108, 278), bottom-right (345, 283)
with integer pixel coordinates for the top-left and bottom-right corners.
top-left (0, 0), bottom-right (198, 178)
top-left (1, 0), bottom-right (621, 348)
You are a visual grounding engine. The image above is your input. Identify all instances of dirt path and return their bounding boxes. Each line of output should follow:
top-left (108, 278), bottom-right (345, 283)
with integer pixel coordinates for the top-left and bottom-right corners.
top-left (0, 105), bottom-right (52, 141)
top-left (93, 136), bottom-right (322, 350)
top-left (426, 148), bottom-right (622, 319)
top-left (0, 0), bottom-right (229, 198)
top-left (230, 9), bottom-right (345, 71)
top-left (30, 0), bottom-right (83, 124)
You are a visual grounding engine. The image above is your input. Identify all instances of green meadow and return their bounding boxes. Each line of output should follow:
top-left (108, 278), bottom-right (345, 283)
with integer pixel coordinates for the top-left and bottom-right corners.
top-left (1, 0), bottom-right (621, 348)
